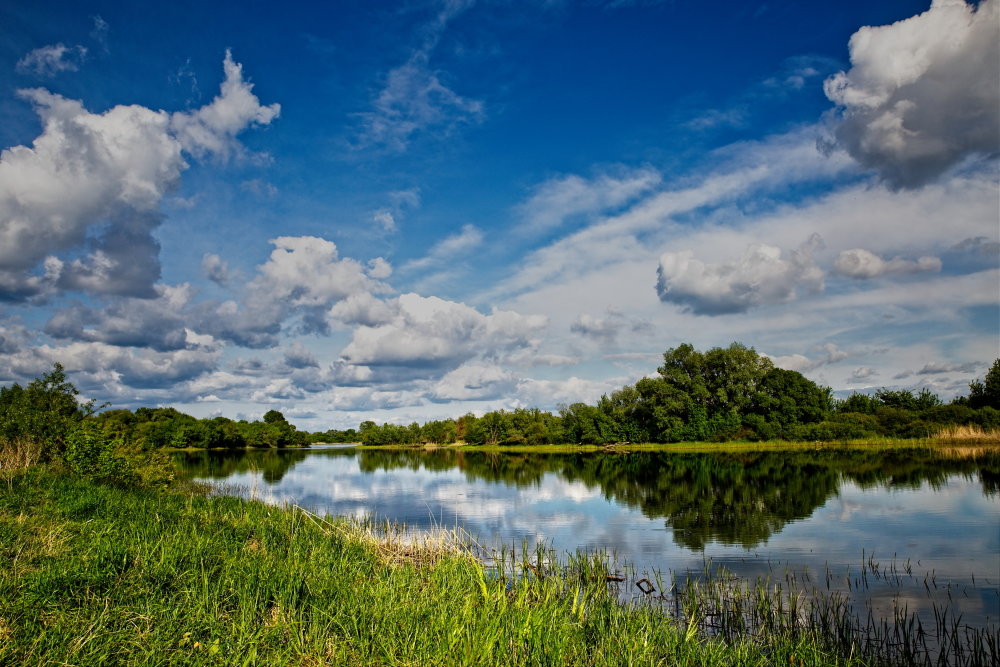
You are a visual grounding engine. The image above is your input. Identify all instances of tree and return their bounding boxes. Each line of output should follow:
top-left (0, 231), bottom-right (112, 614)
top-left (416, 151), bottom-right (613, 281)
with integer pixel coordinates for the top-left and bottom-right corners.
top-left (0, 363), bottom-right (92, 458)
top-left (263, 409), bottom-right (287, 424)
top-left (968, 359), bottom-right (1000, 410)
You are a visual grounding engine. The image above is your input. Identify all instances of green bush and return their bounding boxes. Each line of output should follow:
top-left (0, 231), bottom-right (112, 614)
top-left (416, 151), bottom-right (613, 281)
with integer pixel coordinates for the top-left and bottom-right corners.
top-left (63, 422), bottom-right (174, 487)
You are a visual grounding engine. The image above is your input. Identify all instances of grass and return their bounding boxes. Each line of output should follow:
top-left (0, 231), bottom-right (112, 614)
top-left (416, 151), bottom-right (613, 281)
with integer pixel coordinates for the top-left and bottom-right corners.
top-left (357, 436), bottom-right (1000, 455)
top-left (932, 424), bottom-right (1000, 443)
top-left (1, 468), bottom-right (996, 666)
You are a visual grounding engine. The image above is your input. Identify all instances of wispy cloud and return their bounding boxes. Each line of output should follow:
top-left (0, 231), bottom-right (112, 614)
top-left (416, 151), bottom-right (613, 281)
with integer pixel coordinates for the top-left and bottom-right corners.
top-left (356, 1), bottom-right (483, 151)
top-left (16, 43), bottom-right (87, 77)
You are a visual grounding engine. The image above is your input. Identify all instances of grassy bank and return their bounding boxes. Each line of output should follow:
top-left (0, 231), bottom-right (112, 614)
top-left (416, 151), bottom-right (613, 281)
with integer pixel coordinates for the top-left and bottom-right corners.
top-left (356, 435), bottom-right (1000, 455)
top-left (0, 469), bottom-right (994, 666)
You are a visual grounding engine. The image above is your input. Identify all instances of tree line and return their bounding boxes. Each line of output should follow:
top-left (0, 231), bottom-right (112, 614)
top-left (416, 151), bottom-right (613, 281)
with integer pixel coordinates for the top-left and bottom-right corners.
top-left (0, 365), bottom-right (308, 485)
top-left (357, 343), bottom-right (1000, 446)
top-left (1, 343), bottom-right (998, 481)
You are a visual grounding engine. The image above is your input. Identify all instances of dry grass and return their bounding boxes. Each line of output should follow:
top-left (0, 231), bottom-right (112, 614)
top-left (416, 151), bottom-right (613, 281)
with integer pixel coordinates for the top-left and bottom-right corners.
top-left (296, 506), bottom-right (478, 567)
top-left (0, 437), bottom-right (43, 476)
top-left (932, 424), bottom-right (1000, 443)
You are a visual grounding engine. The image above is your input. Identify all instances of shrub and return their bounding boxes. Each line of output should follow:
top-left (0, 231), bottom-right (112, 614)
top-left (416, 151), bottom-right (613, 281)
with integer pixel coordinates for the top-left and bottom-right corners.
top-left (63, 422), bottom-right (174, 487)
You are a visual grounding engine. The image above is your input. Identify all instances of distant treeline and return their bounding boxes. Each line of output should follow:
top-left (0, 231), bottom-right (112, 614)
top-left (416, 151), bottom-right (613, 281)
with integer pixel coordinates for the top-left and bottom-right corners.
top-left (2, 343), bottom-right (998, 470)
top-left (356, 343), bottom-right (1000, 446)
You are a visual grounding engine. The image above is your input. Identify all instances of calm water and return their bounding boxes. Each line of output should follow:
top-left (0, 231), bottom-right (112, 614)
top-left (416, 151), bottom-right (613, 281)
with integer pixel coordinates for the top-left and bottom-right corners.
top-left (174, 445), bottom-right (1000, 628)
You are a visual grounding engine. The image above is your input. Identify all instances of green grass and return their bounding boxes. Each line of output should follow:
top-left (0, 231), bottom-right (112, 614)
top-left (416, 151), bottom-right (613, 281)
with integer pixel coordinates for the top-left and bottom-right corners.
top-left (0, 467), bottom-right (993, 666)
top-left (357, 438), bottom-right (1000, 455)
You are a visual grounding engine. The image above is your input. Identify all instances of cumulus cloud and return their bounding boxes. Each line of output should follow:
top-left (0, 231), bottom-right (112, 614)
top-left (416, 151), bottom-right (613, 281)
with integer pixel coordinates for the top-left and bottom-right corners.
top-left (328, 292), bottom-right (397, 327)
top-left (3, 341), bottom-right (221, 393)
top-left (205, 236), bottom-right (386, 346)
top-left (656, 234), bottom-right (824, 315)
top-left (768, 342), bottom-right (848, 373)
top-left (432, 363), bottom-right (516, 401)
top-left (850, 366), bottom-right (878, 381)
top-left (569, 309), bottom-right (649, 345)
top-left (169, 50), bottom-right (280, 160)
top-left (824, 0), bottom-right (999, 188)
top-left (514, 376), bottom-right (618, 411)
top-left (283, 342), bottom-right (319, 369)
top-left (833, 248), bottom-right (941, 279)
top-left (0, 52), bottom-right (278, 301)
top-left (42, 284), bottom-right (201, 352)
top-left (16, 44), bottom-right (87, 77)
top-left (366, 257), bottom-right (393, 280)
top-left (340, 293), bottom-right (546, 373)
top-left (202, 253), bottom-right (231, 285)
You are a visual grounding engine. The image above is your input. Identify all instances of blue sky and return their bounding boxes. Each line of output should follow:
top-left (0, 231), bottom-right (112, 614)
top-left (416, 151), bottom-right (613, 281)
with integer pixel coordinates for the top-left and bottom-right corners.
top-left (0, 0), bottom-right (997, 429)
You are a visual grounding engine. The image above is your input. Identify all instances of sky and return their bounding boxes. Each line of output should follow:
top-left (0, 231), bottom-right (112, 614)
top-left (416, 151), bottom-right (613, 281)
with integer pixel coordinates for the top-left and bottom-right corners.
top-left (0, 0), bottom-right (997, 430)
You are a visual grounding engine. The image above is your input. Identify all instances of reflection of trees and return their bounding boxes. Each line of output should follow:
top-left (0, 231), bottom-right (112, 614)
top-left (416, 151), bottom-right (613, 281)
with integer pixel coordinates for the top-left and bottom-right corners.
top-left (555, 452), bottom-right (838, 550)
top-left (178, 446), bottom-right (1000, 548)
top-left (356, 447), bottom-right (1000, 550)
top-left (173, 447), bottom-right (356, 484)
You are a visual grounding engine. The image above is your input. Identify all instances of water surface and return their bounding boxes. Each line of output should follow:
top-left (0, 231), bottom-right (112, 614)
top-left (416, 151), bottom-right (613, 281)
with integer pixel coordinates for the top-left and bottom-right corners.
top-left (175, 445), bottom-right (1000, 628)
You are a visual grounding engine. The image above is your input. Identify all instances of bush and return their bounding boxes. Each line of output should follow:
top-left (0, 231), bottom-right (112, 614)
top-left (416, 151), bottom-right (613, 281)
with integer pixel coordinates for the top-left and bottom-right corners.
top-left (63, 422), bottom-right (174, 487)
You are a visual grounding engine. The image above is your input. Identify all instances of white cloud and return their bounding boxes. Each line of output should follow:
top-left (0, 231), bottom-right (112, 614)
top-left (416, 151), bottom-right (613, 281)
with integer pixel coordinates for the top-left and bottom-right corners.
top-left (372, 210), bottom-right (397, 233)
top-left (514, 376), bottom-right (619, 410)
top-left (432, 363), bottom-right (516, 401)
top-left (370, 188), bottom-right (421, 234)
top-left (656, 234), bottom-right (824, 315)
top-left (850, 366), bottom-right (878, 381)
top-left (283, 342), bottom-right (318, 369)
top-left (358, 53), bottom-right (483, 152)
top-left (206, 236), bottom-right (386, 345)
top-left (366, 257), bottom-right (393, 280)
top-left (0, 52), bottom-right (278, 300)
top-left (833, 248), bottom-right (941, 279)
top-left (402, 224), bottom-right (484, 272)
top-left (515, 167), bottom-right (661, 235)
top-left (3, 341), bottom-right (221, 393)
top-left (16, 44), bottom-right (87, 77)
top-left (42, 283), bottom-right (201, 352)
top-left (824, 0), bottom-right (999, 188)
top-left (915, 361), bottom-right (979, 375)
top-left (340, 293), bottom-right (546, 373)
top-left (768, 342), bottom-right (848, 373)
top-left (328, 292), bottom-right (397, 327)
top-left (356, 0), bottom-right (481, 151)
top-left (202, 253), bottom-right (231, 285)
top-left (169, 50), bottom-right (280, 160)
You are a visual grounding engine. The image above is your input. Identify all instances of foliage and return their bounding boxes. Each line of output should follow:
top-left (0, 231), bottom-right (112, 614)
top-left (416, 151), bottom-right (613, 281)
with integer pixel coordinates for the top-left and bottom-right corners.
top-left (353, 349), bottom-right (1000, 447)
top-left (0, 363), bottom-right (92, 460)
top-left (968, 359), bottom-right (1000, 410)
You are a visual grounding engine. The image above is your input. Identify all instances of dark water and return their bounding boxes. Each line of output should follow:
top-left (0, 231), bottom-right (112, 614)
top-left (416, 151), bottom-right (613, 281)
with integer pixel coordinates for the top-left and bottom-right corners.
top-left (174, 445), bottom-right (1000, 629)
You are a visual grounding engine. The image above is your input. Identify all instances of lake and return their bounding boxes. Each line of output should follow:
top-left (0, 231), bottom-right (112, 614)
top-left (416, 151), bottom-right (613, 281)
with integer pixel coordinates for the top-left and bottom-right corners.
top-left (174, 445), bottom-right (1000, 632)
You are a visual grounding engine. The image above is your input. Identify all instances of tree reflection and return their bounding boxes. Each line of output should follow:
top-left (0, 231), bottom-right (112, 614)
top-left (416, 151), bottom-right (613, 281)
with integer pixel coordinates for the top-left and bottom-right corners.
top-left (356, 447), bottom-right (1000, 550)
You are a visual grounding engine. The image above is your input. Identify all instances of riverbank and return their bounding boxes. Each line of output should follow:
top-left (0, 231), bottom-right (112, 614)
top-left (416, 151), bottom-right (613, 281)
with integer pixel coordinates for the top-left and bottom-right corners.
top-left (353, 435), bottom-right (1000, 454)
top-left (0, 469), bottom-right (863, 665)
top-left (2, 467), bottom-right (995, 666)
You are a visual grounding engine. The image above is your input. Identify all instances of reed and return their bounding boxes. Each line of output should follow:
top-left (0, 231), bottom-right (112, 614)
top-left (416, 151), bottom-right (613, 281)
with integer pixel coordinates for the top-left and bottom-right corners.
top-left (932, 424), bottom-right (1000, 443)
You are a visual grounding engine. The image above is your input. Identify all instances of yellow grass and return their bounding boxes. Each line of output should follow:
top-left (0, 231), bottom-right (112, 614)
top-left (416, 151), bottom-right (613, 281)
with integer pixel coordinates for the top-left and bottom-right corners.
top-left (933, 424), bottom-right (1000, 443)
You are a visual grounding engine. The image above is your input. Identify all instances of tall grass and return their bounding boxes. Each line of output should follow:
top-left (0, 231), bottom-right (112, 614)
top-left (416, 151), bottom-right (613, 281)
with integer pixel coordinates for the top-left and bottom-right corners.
top-left (1, 467), bottom-right (996, 666)
top-left (0, 436), bottom-right (43, 478)
top-left (933, 425), bottom-right (1000, 443)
